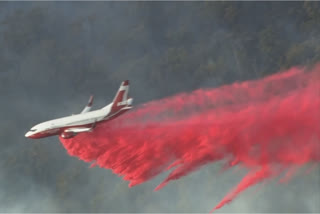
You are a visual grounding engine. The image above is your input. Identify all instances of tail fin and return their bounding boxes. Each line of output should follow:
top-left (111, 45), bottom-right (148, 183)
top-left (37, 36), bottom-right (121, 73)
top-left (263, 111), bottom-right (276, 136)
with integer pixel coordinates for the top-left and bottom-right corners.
top-left (110, 80), bottom-right (132, 113)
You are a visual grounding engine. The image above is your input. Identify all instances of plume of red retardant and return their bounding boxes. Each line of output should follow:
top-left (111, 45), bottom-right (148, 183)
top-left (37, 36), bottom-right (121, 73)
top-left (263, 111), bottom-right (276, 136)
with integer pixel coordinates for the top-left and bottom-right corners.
top-left (60, 65), bottom-right (320, 211)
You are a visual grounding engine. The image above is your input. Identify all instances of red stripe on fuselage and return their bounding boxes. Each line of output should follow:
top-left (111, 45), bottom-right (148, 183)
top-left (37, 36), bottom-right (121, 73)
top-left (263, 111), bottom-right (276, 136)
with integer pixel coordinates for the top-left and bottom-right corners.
top-left (111, 90), bottom-right (125, 113)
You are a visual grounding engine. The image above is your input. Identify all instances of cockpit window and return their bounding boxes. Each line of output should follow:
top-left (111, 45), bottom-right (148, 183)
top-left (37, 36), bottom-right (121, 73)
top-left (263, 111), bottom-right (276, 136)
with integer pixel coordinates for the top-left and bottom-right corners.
top-left (30, 129), bottom-right (36, 132)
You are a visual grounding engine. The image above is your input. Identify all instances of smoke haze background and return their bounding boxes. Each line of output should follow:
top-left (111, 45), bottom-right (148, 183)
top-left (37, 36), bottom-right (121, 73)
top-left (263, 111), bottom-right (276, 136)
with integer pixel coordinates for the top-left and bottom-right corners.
top-left (0, 2), bottom-right (319, 212)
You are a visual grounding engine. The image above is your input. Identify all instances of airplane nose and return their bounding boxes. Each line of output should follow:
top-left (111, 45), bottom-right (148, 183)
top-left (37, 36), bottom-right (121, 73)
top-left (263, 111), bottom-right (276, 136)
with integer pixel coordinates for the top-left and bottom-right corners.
top-left (25, 131), bottom-right (31, 138)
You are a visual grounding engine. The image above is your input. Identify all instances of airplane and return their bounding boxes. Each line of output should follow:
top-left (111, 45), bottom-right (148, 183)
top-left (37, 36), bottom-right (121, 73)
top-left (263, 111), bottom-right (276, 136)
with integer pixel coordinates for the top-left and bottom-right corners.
top-left (25, 80), bottom-right (133, 139)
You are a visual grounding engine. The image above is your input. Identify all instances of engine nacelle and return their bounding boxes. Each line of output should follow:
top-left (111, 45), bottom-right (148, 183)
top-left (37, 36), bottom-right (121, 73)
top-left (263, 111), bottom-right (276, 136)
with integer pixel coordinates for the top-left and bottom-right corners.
top-left (61, 131), bottom-right (77, 139)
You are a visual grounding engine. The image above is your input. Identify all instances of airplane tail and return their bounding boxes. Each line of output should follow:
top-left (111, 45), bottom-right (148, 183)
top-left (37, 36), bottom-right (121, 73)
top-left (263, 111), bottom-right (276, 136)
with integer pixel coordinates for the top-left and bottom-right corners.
top-left (109, 80), bottom-right (133, 114)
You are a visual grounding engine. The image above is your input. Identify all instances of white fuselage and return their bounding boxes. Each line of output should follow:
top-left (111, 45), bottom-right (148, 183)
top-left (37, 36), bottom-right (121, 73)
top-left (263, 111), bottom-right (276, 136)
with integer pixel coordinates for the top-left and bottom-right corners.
top-left (25, 80), bottom-right (133, 139)
top-left (25, 105), bottom-right (108, 138)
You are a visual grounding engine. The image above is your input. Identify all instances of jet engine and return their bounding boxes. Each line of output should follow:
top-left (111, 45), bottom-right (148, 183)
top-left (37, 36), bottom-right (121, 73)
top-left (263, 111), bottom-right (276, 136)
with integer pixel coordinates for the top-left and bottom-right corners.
top-left (61, 131), bottom-right (77, 139)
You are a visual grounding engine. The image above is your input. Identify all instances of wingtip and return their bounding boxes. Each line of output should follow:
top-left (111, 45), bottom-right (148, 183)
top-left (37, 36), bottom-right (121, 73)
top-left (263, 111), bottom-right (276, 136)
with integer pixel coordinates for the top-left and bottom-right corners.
top-left (123, 80), bottom-right (129, 86)
top-left (88, 95), bottom-right (94, 106)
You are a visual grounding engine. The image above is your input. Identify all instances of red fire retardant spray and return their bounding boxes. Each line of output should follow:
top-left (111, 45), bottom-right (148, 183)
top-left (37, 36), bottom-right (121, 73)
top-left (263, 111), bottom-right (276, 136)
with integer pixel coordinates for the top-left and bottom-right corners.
top-left (60, 64), bottom-right (320, 212)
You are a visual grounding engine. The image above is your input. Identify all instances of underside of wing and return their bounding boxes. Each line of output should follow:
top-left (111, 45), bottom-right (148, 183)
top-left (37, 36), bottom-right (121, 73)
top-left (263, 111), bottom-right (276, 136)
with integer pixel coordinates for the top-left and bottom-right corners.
top-left (61, 126), bottom-right (93, 139)
top-left (64, 127), bottom-right (93, 133)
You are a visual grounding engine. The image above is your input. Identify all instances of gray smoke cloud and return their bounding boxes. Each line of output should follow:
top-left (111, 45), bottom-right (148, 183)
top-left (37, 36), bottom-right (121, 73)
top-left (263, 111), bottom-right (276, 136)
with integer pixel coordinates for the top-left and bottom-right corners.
top-left (0, 2), bottom-right (319, 213)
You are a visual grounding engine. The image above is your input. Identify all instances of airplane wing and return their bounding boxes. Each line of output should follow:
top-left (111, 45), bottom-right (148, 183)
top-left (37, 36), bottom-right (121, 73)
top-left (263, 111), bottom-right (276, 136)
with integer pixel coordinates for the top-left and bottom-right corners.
top-left (61, 122), bottom-right (96, 139)
top-left (64, 127), bottom-right (93, 133)
top-left (81, 95), bottom-right (94, 114)
top-left (61, 126), bottom-right (93, 139)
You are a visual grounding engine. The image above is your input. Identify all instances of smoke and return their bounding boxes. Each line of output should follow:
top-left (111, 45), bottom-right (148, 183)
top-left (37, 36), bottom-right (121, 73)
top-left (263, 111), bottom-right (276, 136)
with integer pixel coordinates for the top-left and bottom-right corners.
top-left (60, 64), bottom-right (320, 211)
